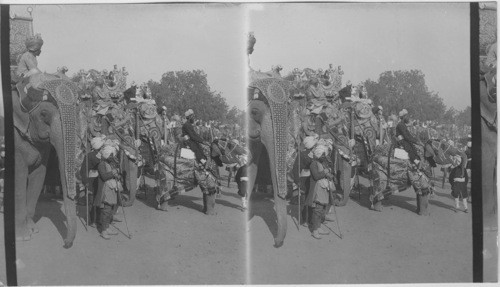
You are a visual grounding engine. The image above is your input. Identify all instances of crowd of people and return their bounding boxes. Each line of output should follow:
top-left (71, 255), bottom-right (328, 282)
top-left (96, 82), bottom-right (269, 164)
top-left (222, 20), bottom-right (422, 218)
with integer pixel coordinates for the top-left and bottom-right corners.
top-left (245, 63), bottom-right (474, 239)
top-left (9, 33), bottom-right (476, 242)
top-left (10, 33), bottom-right (248, 240)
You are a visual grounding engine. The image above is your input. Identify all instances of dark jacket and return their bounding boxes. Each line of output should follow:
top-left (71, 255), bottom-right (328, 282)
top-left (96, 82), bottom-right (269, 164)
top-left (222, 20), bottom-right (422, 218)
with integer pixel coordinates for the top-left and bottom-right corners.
top-left (305, 159), bottom-right (330, 207)
top-left (93, 159), bottom-right (117, 208)
top-left (465, 146), bottom-right (472, 169)
top-left (235, 165), bottom-right (248, 197)
top-left (80, 150), bottom-right (101, 185)
top-left (182, 121), bottom-right (204, 143)
top-left (396, 121), bottom-right (419, 144)
top-left (291, 149), bottom-right (313, 185)
top-left (449, 165), bottom-right (468, 198)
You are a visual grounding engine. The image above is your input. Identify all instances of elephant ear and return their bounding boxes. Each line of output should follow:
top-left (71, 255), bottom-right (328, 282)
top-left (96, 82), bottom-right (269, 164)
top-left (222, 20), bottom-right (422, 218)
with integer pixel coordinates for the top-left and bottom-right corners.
top-left (39, 79), bottom-right (79, 199)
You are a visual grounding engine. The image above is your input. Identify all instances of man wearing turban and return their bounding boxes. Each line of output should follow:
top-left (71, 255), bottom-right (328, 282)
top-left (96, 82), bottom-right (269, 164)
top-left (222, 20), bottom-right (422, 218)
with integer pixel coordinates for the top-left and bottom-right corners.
top-left (80, 135), bottom-right (106, 226)
top-left (182, 109), bottom-right (207, 164)
top-left (396, 109), bottom-right (421, 167)
top-left (94, 143), bottom-right (120, 239)
top-left (305, 144), bottom-right (334, 239)
top-left (16, 34), bottom-right (43, 79)
top-left (290, 135), bottom-right (318, 225)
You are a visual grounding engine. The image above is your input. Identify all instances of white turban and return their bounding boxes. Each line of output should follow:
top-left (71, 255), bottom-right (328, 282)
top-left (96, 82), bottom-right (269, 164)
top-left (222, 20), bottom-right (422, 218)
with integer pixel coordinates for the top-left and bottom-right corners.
top-left (452, 155), bottom-right (462, 166)
top-left (101, 145), bottom-right (116, 159)
top-left (91, 136), bottom-right (106, 150)
top-left (303, 136), bottom-right (318, 149)
top-left (310, 106), bottom-right (323, 115)
top-left (313, 144), bottom-right (328, 159)
top-left (399, 109), bottom-right (408, 117)
top-left (185, 109), bottom-right (194, 117)
top-left (103, 139), bottom-right (120, 150)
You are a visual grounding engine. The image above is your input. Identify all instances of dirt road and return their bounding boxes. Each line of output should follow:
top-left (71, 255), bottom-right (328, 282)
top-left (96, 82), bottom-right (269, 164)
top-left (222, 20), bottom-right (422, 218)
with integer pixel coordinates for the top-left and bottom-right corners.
top-left (0, 167), bottom-right (484, 285)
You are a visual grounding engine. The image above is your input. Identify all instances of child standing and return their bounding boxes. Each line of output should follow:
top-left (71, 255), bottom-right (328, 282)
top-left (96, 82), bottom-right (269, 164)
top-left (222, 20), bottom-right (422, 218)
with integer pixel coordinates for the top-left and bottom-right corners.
top-left (449, 155), bottom-right (469, 213)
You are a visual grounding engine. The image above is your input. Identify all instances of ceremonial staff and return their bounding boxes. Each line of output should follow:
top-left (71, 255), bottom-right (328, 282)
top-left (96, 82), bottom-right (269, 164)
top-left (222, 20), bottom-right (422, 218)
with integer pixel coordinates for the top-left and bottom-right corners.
top-left (85, 96), bottom-right (92, 227)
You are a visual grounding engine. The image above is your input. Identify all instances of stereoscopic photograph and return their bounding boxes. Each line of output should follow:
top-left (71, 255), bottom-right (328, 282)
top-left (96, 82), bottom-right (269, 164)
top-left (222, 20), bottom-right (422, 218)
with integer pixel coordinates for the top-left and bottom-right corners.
top-left (0, 1), bottom-right (497, 285)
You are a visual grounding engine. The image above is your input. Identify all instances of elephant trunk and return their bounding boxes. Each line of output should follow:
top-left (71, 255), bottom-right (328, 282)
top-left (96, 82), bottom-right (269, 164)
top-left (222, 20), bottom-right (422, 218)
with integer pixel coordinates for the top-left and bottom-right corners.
top-left (261, 109), bottom-right (288, 247)
top-left (51, 114), bottom-right (77, 248)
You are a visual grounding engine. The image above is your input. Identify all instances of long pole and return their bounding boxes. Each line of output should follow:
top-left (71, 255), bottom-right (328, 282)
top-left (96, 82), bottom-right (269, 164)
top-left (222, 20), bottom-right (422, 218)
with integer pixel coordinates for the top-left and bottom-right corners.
top-left (297, 137), bottom-right (301, 231)
top-left (85, 97), bottom-right (92, 227)
top-left (118, 153), bottom-right (131, 239)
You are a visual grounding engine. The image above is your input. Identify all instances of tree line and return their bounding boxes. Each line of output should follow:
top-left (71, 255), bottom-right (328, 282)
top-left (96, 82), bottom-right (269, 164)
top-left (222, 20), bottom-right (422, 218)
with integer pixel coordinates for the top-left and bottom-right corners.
top-left (148, 70), bottom-right (245, 127)
top-left (146, 68), bottom-right (469, 128)
top-left (364, 69), bottom-right (470, 126)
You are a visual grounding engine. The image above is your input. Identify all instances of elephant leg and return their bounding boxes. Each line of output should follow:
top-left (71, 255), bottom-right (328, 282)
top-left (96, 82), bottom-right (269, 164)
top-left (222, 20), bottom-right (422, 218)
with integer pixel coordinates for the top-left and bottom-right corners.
top-left (370, 169), bottom-right (386, 212)
top-left (15, 154), bottom-right (31, 241)
top-left (122, 157), bottom-right (138, 207)
top-left (205, 192), bottom-right (216, 215)
top-left (202, 193), bottom-right (208, 214)
top-left (416, 191), bottom-right (430, 216)
top-left (26, 163), bottom-right (48, 234)
top-left (482, 119), bottom-right (497, 230)
top-left (336, 157), bottom-right (352, 206)
top-left (416, 193), bottom-right (421, 214)
top-left (421, 192), bottom-right (429, 215)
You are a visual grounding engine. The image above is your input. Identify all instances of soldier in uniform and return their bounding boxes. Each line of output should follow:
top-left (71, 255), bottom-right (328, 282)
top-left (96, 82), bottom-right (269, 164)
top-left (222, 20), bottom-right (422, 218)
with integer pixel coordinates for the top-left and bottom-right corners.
top-left (396, 109), bottom-right (421, 167)
top-left (182, 109), bottom-right (207, 164)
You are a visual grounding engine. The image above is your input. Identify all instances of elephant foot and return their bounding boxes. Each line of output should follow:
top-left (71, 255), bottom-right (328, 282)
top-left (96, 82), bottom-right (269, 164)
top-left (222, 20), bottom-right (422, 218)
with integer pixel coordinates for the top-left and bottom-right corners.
top-left (274, 239), bottom-right (284, 248)
top-left (371, 201), bottom-right (383, 212)
top-left (158, 201), bottom-right (169, 211)
top-left (16, 227), bottom-right (32, 241)
top-left (27, 219), bottom-right (39, 234)
top-left (122, 201), bottom-right (133, 207)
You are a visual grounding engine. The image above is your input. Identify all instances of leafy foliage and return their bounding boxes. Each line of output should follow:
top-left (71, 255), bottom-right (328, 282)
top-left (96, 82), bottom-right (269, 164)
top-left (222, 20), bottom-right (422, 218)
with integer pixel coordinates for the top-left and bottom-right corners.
top-left (364, 70), bottom-right (447, 121)
top-left (148, 70), bottom-right (232, 122)
top-left (455, 106), bottom-right (472, 127)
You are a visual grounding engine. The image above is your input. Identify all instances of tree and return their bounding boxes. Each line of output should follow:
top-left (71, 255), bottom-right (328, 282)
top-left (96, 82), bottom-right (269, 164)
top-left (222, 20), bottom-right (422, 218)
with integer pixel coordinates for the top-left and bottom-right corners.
top-left (148, 70), bottom-right (230, 122)
top-left (364, 69), bottom-right (447, 121)
top-left (442, 107), bottom-right (458, 124)
top-left (455, 106), bottom-right (471, 127)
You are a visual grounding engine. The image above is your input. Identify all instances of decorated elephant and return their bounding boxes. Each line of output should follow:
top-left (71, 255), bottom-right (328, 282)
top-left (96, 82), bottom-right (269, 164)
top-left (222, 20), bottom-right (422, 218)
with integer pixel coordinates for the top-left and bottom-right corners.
top-left (13, 76), bottom-right (80, 248)
top-left (480, 67), bottom-right (497, 230)
top-left (247, 74), bottom-right (294, 247)
top-left (154, 142), bottom-right (222, 214)
top-left (367, 134), bottom-right (467, 213)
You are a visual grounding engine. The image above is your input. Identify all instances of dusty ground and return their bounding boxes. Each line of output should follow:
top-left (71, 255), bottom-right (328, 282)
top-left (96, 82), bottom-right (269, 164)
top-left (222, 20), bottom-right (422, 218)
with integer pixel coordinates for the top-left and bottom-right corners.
top-left (0, 167), bottom-right (495, 285)
top-left (247, 168), bottom-right (476, 284)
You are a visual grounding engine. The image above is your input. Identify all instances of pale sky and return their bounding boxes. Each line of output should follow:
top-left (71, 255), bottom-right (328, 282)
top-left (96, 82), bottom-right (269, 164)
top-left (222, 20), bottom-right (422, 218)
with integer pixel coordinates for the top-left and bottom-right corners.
top-left (249, 2), bottom-right (471, 111)
top-left (7, 3), bottom-right (247, 114)
top-left (3, 2), bottom-right (471, 117)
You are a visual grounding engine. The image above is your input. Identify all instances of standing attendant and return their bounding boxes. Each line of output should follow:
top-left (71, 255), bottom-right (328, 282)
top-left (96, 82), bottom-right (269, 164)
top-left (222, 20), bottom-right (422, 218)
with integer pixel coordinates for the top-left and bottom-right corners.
top-left (449, 155), bottom-right (469, 213)
top-left (94, 145), bottom-right (120, 239)
top-left (235, 155), bottom-right (249, 209)
top-left (305, 144), bottom-right (334, 239)
top-left (182, 109), bottom-right (207, 164)
top-left (396, 109), bottom-right (421, 167)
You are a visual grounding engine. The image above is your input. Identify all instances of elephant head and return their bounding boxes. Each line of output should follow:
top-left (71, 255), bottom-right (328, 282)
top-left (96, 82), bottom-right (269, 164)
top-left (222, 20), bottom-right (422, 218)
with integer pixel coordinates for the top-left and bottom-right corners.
top-left (14, 79), bottom-right (79, 248)
top-left (247, 78), bottom-right (291, 247)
